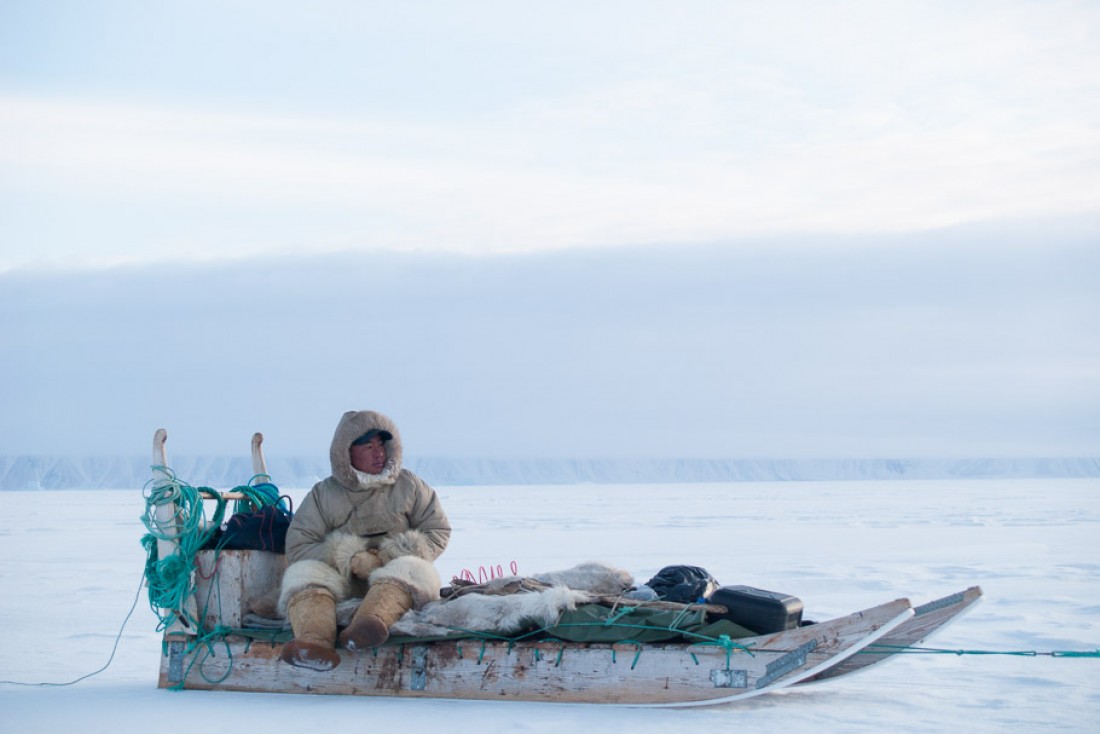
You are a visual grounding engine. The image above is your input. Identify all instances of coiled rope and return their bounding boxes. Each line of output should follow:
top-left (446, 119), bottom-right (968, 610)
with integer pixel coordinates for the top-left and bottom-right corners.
top-left (140, 467), bottom-right (226, 632)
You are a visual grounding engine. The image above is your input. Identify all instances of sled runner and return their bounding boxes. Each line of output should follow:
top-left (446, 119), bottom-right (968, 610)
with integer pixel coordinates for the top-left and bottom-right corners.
top-left (799, 585), bottom-right (984, 684)
top-left (143, 429), bottom-right (982, 707)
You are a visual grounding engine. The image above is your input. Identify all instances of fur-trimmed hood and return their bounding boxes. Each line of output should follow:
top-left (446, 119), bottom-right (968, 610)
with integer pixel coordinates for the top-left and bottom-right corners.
top-left (330, 410), bottom-right (403, 491)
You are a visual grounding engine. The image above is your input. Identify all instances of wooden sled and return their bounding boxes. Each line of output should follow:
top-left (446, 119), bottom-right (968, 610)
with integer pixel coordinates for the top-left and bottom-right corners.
top-left (146, 429), bottom-right (979, 707)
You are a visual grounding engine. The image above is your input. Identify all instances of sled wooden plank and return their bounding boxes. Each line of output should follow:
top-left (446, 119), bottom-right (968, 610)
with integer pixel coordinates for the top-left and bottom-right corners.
top-left (799, 586), bottom-right (984, 684)
top-left (193, 550), bottom-right (287, 629)
top-left (199, 490), bottom-right (250, 500)
top-left (158, 597), bottom-right (913, 706)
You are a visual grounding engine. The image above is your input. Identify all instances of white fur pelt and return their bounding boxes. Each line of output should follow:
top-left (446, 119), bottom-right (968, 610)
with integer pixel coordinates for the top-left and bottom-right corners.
top-left (530, 561), bottom-right (634, 595)
top-left (385, 561), bottom-right (633, 637)
top-left (389, 586), bottom-right (591, 637)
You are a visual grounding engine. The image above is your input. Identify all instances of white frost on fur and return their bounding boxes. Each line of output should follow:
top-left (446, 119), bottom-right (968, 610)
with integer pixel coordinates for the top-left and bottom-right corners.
top-left (391, 587), bottom-right (590, 637)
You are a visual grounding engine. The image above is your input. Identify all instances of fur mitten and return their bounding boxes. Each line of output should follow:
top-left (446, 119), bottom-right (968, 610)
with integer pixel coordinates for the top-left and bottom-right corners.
top-left (350, 550), bottom-right (382, 580)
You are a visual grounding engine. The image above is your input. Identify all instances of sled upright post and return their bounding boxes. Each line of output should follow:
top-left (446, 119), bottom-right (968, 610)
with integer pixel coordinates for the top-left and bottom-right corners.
top-left (251, 432), bottom-right (268, 476)
top-left (150, 429), bottom-right (198, 643)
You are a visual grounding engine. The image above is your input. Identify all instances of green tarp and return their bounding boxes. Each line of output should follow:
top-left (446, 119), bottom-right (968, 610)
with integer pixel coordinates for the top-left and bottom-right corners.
top-left (546, 604), bottom-right (758, 643)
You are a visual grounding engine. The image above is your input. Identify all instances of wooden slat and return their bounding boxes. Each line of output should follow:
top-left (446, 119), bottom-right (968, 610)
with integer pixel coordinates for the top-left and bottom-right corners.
top-left (198, 490), bottom-right (250, 501)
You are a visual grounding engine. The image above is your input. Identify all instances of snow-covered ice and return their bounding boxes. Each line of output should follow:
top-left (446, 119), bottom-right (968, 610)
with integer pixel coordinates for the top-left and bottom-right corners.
top-left (2, 478), bottom-right (1098, 732)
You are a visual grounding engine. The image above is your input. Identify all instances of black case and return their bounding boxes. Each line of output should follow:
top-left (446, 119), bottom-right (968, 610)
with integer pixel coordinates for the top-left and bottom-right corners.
top-left (708, 585), bottom-right (804, 634)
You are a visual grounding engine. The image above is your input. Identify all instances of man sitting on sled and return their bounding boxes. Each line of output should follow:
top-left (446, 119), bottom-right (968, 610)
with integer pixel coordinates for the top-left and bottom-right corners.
top-left (277, 410), bottom-right (451, 671)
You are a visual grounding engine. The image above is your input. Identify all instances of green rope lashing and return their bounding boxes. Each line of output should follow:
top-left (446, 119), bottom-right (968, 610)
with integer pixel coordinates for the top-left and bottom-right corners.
top-left (164, 627), bottom-right (237, 690)
top-left (610, 641), bottom-right (644, 669)
top-left (688, 634), bottom-right (755, 671)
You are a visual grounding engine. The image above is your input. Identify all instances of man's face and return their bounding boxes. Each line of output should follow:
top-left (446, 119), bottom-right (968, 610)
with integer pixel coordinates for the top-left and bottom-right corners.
top-left (350, 436), bottom-right (387, 475)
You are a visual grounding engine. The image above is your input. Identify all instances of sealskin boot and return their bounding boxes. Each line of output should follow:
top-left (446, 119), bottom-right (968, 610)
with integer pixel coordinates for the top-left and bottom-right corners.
top-left (280, 587), bottom-right (342, 671)
top-left (338, 581), bottom-right (413, 651)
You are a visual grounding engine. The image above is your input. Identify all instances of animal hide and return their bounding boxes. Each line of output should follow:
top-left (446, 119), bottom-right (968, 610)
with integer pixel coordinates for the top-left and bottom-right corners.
top-left (385, 561), bottom-right (634, 637)
top-left (389, 586), bottom-right (591, 637)
top-left (530, 561), bottom-right (634, 595)
top-left (260, 561), bottom-right (636, 637)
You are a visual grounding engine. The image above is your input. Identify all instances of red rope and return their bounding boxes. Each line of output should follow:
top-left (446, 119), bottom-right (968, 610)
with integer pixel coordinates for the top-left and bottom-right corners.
top-left (456, 560), bottom-right (519, 583)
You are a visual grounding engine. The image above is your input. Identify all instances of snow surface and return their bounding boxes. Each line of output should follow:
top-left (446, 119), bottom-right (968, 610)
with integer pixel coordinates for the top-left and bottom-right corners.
top-left (2, 479), bottom-right (1098, 732)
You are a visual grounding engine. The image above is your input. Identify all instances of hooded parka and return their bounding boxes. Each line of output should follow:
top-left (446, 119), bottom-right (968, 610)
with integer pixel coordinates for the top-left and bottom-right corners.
top-left (278, 411), bottom-right (450, 615)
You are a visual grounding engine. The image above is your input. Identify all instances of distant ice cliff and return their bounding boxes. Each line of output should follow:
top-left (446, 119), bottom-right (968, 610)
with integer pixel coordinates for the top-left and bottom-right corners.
top-left (1, 455), bottom-right (1097, 490)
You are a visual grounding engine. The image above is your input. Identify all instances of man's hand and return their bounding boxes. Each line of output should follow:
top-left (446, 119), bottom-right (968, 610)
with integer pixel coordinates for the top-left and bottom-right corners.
top-left (350, 549), bottom-right (382, 580)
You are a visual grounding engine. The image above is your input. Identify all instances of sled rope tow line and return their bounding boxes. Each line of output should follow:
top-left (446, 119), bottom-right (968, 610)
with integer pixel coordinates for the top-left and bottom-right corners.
top-left (861, 644), bottom-right (1100, 658)
top-left (0, 565), bottom-right (147, 687)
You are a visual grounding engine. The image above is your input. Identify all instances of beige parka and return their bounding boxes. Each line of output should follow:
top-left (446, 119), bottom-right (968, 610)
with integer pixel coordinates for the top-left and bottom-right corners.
top-left (284, 410), bottom-right (451, 565)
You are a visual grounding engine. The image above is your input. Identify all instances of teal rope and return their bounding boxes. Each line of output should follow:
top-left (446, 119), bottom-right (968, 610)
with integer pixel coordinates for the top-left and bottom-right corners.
top-left (164, 626), bottom-right (239, 690)
top-left (141, 468), bottom-right (227, 632)
top-left (140, 467), bottom-right (289, 635)
top-left (687, 634), bottom-right (754, 671)
top-left (863, 644), bottom-right (1100, 658)
top-left (231, 475), bottom-right (288, 514)
top-left (610, 641), bottom-right (644, 669)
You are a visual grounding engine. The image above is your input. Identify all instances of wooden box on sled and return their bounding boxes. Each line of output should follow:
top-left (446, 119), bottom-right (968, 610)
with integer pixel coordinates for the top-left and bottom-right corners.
top-left (193, 549), bottom-right (286, 629)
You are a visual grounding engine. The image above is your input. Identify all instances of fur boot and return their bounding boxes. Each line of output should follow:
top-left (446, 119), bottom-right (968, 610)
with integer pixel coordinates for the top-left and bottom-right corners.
top-left (279, 587), bottom-right (341, 671)
top-left (338, 581), bottom-right (413, 650)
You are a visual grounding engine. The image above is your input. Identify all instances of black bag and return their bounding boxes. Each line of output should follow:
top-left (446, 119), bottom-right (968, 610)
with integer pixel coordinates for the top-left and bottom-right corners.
top-left (646, 565), bottom-right (720, 604)
top-left (208, 497), bottom-right (293, 553)
top-left (707, 585), bottom-right (804, 634)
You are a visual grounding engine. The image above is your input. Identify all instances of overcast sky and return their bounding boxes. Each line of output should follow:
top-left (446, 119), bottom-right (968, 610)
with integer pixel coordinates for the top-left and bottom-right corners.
top-left (1, 1), bottom-right (1097, 460)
